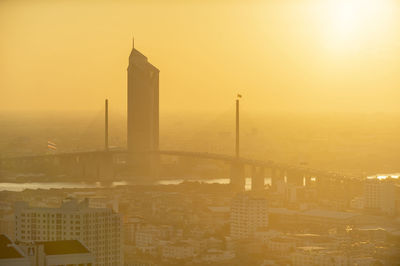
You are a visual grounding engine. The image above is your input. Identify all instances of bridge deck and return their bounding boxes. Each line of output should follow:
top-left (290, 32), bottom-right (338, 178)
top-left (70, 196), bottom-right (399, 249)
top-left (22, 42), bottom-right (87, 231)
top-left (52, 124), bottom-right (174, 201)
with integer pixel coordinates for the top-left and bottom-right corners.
top-left (1, 149), bottom-right (346, 179)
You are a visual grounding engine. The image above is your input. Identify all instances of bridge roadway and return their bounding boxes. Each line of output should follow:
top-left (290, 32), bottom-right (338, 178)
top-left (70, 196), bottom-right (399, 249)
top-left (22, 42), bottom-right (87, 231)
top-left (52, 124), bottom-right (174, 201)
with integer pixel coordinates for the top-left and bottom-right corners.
top-left (1, 149), bottom-right (345, 181)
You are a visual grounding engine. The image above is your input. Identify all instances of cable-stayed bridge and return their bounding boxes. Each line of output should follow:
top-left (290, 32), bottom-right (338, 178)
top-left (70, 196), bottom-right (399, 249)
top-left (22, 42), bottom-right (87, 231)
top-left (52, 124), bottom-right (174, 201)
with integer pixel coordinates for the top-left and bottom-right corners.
top-left (0, 42), bottom-right (354, 192)
top-left (0, 143), bottom-right (351, 192)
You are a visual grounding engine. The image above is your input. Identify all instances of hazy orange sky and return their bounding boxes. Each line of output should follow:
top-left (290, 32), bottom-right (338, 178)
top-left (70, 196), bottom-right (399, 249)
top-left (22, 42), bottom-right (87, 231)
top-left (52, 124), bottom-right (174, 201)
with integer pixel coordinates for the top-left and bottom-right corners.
top-left (1, 0), bottom-right (399, 114)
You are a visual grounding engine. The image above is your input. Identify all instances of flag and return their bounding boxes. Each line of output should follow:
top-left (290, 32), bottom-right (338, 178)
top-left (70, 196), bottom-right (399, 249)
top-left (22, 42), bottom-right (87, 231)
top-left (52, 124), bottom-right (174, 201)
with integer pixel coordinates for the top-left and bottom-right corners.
top-left (237, 94), bottom-right (242, 98)
top-left (47, 141), bottom-right (57, 151)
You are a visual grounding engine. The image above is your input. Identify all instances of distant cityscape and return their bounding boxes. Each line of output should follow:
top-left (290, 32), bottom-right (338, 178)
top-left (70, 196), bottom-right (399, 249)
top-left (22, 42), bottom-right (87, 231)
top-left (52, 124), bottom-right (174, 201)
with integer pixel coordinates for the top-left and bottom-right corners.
top-left (1, 43), bottom-right (399, 266)
top-left (1, 173), bottom-right (399, 265)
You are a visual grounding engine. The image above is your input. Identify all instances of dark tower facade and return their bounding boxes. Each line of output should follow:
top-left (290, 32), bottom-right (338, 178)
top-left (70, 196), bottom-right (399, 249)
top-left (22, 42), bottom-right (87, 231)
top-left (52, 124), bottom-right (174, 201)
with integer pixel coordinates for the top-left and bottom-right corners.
top-left (127, 41), bottom-right (159, 178)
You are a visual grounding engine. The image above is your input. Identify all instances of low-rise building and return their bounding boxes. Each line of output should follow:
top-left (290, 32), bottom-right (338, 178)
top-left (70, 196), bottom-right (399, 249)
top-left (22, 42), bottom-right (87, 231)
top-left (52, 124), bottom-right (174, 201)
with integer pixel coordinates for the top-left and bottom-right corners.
top-left (162, 241), bottom-right (196, 260)
top-left (267, 237), bottom-right (296, 254)
top-left (0, 234), bottom-right (94, 266)
top-left (298, 209), bottom-right (361, 227)
top-left (22, 239), bottom-right (94, 266)
top-left (291, 246), bottom-right (346, 266)
top-left (201, 249), bottom-right (235, 263)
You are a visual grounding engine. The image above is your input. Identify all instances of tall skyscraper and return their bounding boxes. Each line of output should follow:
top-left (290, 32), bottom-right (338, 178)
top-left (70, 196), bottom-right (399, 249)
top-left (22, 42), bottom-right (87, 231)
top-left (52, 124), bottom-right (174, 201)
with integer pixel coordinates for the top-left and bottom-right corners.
top-left (14, 198), bottom-right (123, 266)
top-left (127, 40), bottom-right (159, 178)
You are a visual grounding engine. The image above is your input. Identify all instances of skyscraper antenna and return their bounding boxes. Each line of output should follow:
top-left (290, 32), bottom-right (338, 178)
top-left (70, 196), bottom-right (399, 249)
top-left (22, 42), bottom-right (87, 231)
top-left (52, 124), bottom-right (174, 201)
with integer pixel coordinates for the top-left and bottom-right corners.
top-left (132, 37), bottom-right (135, 48)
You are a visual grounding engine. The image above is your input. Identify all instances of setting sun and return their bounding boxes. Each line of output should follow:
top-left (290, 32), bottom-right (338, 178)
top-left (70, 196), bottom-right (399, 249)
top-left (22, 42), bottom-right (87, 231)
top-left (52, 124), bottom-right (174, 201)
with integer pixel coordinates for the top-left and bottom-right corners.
top-left (323, 0), bottom-right (396, 50)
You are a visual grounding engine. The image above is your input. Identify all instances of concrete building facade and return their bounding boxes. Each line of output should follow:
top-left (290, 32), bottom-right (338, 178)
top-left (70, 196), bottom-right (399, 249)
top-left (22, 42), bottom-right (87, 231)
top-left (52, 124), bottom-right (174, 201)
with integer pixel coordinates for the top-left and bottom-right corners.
top-left (127, 40), bottom-right (159, 178)
top-left (230, 193), bottom-right (268, 239)
top-left (364, 177), bottom-right (397, 215)
top-left (14, 198), bottom-right (123, 266)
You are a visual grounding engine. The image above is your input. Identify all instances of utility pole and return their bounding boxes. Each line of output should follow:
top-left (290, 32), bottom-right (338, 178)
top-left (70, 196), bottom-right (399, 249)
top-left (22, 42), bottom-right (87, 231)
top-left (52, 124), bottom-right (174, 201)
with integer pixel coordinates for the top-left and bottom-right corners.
top-left (105, 99), bottom-right (109, 151)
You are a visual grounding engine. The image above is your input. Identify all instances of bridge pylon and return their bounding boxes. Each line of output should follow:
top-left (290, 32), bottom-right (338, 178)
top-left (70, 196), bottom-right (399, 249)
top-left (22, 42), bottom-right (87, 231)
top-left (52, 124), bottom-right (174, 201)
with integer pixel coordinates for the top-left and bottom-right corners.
top-left (286, 169), bottom-right (304, 186)
top-left (271, 168), bottom-right (286, 193)
top-left (229, 96), bottom-right (246, 191)
top-left (230, 160), bottom-right (245, 191)
top-left (251, 166), bottom-right (265, 191)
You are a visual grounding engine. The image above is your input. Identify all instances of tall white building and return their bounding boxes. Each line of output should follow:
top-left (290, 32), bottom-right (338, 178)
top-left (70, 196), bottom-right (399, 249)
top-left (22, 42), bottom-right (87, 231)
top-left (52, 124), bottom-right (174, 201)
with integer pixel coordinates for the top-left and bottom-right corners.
top-left (364, 177), bottom-right (397, 215)
top-left (230, 193), bottom-right (268, 239)
top-left (0, 213), bottom-right (15, 241)
top-left (14, 198), bottom-right (123, 266)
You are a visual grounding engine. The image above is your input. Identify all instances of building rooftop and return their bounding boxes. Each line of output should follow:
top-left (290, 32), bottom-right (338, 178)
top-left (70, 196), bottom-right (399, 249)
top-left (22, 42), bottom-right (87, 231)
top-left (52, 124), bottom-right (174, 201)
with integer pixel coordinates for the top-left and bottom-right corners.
top-left (207, 206), bottom-right (230, 213)
top-left (300, 209), bottom-right (360, 220)
top-left (270, 237), bottom-right (297, 243)
top-left (296, 246), bottom-right (326, 252)
top-left (36, 240), bottom-right (90, 255)
top-left (129, 48), bottom-right (159, 72)
top-left (269, 208), bottom-right (298, 215)
top-left (0, 234), bottom-right (12, 246)
top-left (269, 208), bottom-right (361, 220)
top-left (0, 234), bottom-right (23, 259)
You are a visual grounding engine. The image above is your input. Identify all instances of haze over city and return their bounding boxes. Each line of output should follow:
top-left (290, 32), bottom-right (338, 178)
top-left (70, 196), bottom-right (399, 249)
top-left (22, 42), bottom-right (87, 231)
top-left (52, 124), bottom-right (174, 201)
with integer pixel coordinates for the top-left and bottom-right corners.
top-left (0, 1), bottom-right (400, 266)
top-left (1, 0), bottom-right (400, 113)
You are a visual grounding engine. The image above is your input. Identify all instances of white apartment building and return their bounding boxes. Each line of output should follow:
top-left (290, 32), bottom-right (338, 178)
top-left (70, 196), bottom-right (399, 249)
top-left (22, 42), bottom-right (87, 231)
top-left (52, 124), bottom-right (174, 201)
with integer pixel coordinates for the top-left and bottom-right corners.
top-left (230, 193), bottom-right (268, 239)
top-left (14, 198), bottom-right (123, 266)
top-left (161, 242), bottom-right (196, 260)
top-left (135, 227), bottom-right (158, 250)
top-left (134, 224), bottom-right (174, 251)
top-left (364, 177), bottom-right (397, 215)
top-left (0, 213), bottom-right (15, 241)
top-left (201, 249), bottom-right (235, 263)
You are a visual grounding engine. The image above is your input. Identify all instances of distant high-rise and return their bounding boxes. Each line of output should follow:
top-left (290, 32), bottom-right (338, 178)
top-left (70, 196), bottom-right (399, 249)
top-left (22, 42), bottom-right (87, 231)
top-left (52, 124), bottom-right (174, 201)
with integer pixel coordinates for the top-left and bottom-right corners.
top-left (230, 193), bottom-right (269, 239)
top-left (364, 177), bottom-right (397, 215)
top-left (127, 40), bottom-right (159, 177)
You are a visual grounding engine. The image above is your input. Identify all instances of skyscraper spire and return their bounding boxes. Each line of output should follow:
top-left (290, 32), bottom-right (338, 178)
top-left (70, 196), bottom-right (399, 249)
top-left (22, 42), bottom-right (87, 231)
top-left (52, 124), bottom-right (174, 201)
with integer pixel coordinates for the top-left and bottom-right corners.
top-left (132, 37), bottom-right (135, 49)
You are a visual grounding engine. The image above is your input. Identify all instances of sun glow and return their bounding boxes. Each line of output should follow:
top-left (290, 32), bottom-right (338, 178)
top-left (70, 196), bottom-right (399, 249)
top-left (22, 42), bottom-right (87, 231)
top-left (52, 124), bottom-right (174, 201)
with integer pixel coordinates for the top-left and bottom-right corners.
top-left (323, 0), bottom-right (395, 51)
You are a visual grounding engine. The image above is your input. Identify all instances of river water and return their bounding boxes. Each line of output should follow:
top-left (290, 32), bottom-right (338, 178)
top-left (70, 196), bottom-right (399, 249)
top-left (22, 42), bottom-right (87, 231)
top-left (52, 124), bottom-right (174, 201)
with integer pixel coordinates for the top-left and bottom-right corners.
top-left (0, 177), bottom-right (272, 192)
top-left (0, 173), bottom-right (398, 192)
